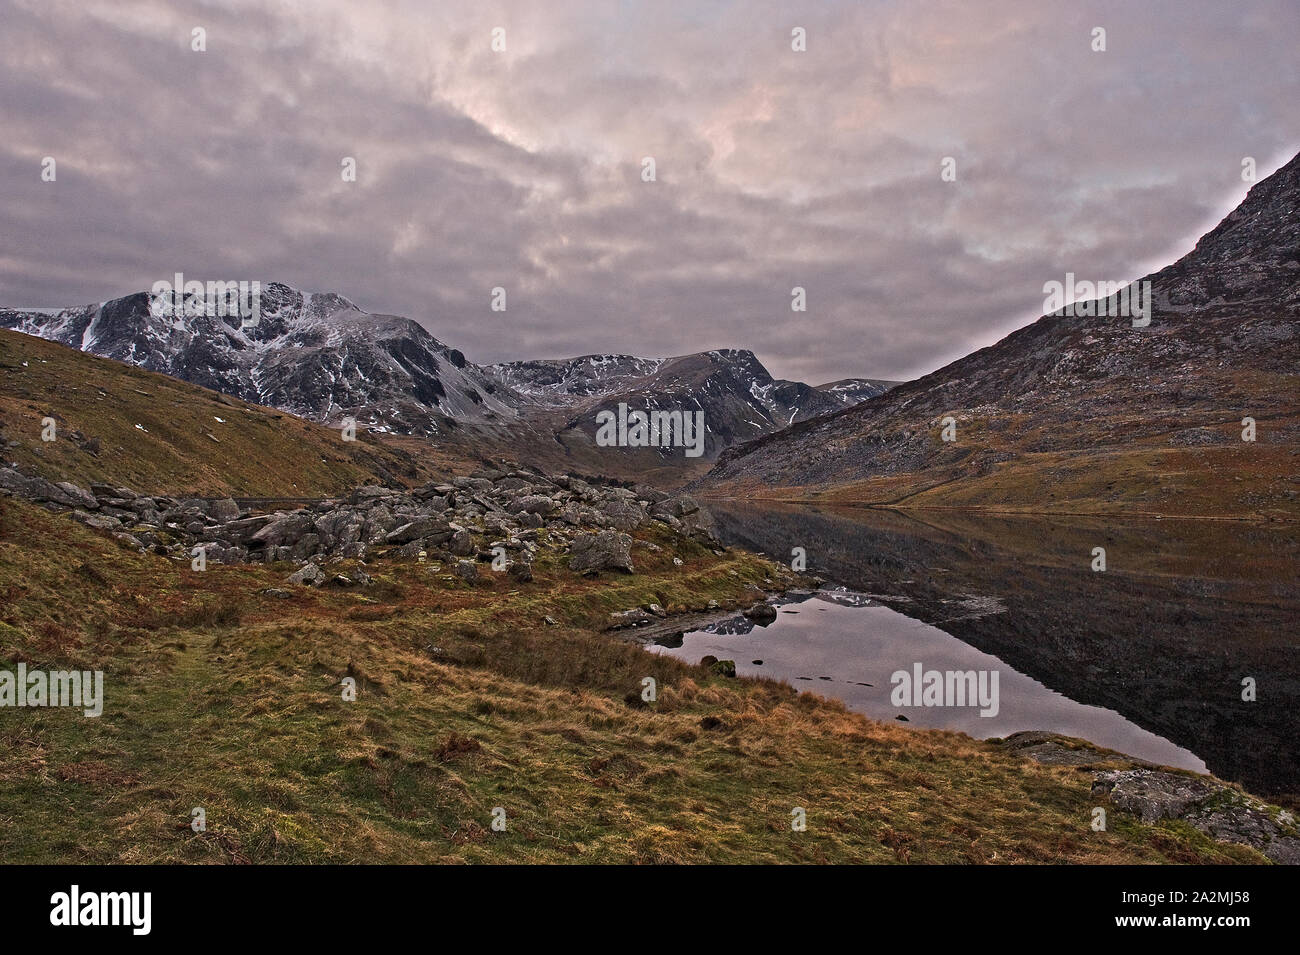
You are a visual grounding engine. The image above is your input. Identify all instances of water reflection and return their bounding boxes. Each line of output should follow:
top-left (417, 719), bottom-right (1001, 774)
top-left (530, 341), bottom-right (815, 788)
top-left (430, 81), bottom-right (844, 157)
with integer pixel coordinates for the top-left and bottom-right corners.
top-left (694, 502), bottom-right (1300, 799)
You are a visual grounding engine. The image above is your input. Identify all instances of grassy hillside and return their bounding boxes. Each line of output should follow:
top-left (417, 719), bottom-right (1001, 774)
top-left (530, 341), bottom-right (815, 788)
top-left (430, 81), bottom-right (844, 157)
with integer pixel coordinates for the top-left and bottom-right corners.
top-left (751, 434), bottom-right (1300, 522)
top-left (0, 496), bottom-right (1270, 863)
top-left (0, 328), bottom-right (711, 494)
top-left (0, 329), bottom-right (454, 496)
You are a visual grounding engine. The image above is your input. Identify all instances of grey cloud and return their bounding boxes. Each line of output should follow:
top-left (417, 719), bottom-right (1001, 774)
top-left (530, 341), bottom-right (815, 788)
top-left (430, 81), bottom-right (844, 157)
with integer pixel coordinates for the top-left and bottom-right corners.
top-left (0, 0), bottom-right (1297, 384)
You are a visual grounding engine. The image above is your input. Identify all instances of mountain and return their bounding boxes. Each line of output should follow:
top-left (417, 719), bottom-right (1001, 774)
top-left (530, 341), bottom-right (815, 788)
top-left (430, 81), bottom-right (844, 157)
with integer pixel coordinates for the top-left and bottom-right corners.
top-left (696, 151), bottom-right (1300, 518)
top-left (492, 350), bottom-right (895, 460)
top-left (814, 377), bottom-right (903, 406)
top-left (2, 287), bottom-right (896, 477)
top-left (0, 284), bottom-right (522, 438)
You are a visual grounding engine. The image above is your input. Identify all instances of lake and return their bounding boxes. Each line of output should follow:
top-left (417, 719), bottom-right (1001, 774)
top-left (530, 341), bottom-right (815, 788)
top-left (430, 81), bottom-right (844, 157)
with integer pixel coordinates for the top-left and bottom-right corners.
top-left (653, 502), bottom-right (1300, 799)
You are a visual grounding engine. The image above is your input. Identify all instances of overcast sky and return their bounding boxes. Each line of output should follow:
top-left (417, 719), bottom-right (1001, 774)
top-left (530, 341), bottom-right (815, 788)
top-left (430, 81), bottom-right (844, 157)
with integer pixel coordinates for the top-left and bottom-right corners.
top-left (1, 0), bottom-right (1297, 383)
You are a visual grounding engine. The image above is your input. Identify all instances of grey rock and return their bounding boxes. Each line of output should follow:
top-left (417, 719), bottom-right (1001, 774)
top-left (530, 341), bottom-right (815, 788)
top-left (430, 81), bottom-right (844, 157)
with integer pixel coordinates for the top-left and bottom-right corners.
top-left (287, 562), bottom-right (325, 586)
top-left (71, 510), bottom-right (121, 530)
top-left (206, 514), bottom-right (275, 545)
top-left (250, 512), bottom-right (315, 548)
top-left (516, 494), bottom-right (558, 516)
top-left (56, 482), bottom-right (98, 509)
top-left (602, 497), bottom-right (646, 531)
top-left (569, 530), bottom-right (634, 574)
top-left (1093, 768), bottom-right (1300, 864)
top-left (448, 528), bottom-right (476, 556)
top-left (386, 517), bottom-right (451, 545)
top-left (210, 498), bottom-right (241, 522)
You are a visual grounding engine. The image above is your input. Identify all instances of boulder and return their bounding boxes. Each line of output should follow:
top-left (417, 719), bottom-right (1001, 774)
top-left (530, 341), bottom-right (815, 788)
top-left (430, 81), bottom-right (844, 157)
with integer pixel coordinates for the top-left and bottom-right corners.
top-left (250, 512), bottom-right (315, 549)
top-left (516, 494), bottom-right (558, 516)
top-left (71, 510), bottom-right (121, 530)
top-left (210, 498), bottom-right (241, 522)
top-left (448, 528), bottom-right (476, 556)
top-left (287, 562), bottom-right (325, 586)
top-left (0, 468), bottom-right (79, 506)
top-left (602, 498), bottom-right (646, 531)
top-left (56, 482), bottom-right (99, 509)
top-left (1092, 768), bottom-right (1300, 864)
top-left (386, 517), bottom-right (451, 545)
top-left (291, 533), bottom-right (321, 559)
top-left (568, 530), bottom-right (634, 574)
top-left (649, 494), bottom-right (700, 520)
top-left (90, 482), bottom-right (136, 500)
top-left (205, 514), bottom-right (276, 545)
top-left (351, 485), bottom-right (392, 504)
top-left (707, 659), bottom-right (737, 678)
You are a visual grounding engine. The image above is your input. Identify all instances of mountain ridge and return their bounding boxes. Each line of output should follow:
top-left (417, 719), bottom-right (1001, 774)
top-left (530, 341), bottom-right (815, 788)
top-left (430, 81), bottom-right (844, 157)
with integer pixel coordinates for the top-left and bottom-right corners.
top-left (1, 287), bottom-right (898, 472)
top-left (694, 150), bottom-right (1300, 517)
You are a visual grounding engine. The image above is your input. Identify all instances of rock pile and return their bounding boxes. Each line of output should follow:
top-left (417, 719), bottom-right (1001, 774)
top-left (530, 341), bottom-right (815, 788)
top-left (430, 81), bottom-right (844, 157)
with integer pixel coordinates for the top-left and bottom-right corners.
top-left (1, 465), bottom-right (716, 581)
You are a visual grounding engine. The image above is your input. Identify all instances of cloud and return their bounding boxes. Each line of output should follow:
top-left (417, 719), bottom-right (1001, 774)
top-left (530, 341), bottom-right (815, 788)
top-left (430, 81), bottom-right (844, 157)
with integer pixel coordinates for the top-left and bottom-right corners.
top-left (1, 0), bottom-right (1297, 383)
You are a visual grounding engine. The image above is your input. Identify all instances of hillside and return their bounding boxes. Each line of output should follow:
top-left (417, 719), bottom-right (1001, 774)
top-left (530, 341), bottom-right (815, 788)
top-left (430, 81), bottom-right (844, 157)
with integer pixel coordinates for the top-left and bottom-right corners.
top-left (696, 152), bottom-right (1300, 519)
top-left (0, 329), bottom-right (448, 496)
top-left (0, 494), bottom-right (1275, 864)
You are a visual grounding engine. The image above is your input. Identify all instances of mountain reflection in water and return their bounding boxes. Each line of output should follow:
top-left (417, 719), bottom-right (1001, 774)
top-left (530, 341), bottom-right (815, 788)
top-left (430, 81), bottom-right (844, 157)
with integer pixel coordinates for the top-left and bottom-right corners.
top-left (683, 502), bottom-right (1300, 799)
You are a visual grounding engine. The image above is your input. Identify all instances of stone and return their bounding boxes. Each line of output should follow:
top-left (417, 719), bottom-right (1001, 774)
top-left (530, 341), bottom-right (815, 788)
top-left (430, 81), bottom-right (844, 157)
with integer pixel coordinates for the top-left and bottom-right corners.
top-left (568, 530), bottom-right (634, 574)
top-left (386, 517), bottom-right (452, 545)
top-left (56, 482), bottom-right (99, 509)
top-left (516, 494), bottom-right (558, 516)
top-left (601, 497), bottom-right (646, 531)
top-left (708, 659), bottom-right (737, 678)
top-left (287, 562), bottom-right (325, 586)
top-left (210, 498), bottom-right (241, 522)
top-left (1092, 768), bottom-right (1300, 864)
top-left (205, 514), bottom-right (275, 545)
top-left (70, 510), bottom-right (121, 530)
top-left (250, 512), bottom-right (315, 548)
top-left (448, 528), bottom-right (476, 556)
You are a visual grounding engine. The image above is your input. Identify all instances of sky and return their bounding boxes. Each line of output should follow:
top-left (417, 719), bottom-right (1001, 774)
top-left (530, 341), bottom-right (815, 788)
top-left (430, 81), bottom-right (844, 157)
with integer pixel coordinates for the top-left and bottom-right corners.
top-left (1, 0), bottom-right (1297, 384)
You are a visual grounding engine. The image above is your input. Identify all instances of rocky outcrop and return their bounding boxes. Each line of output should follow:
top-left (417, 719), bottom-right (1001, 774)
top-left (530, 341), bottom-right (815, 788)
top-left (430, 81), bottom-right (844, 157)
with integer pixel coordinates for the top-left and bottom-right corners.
top-left (0, 464), bottom-right (714, 579)
top-left (1093, 768), bottom-right (1300, 865)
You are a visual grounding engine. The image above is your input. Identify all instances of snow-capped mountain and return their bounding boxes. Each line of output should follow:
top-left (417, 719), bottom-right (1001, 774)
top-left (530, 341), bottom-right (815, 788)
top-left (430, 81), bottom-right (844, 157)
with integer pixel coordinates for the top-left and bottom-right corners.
top-left (1, 284), bottom-right (896, 461)
top-left (486, 355), bottom-right (671, 407)
top-left (0, 283), bottom-right (522, 436)
top-left (492, 350), bottom-right (894, 458)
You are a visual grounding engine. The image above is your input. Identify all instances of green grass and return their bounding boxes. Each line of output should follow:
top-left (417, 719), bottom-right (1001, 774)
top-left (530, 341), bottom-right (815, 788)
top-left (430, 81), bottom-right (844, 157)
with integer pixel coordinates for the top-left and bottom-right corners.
top-left (0, 497), bottom-right (1271, 864)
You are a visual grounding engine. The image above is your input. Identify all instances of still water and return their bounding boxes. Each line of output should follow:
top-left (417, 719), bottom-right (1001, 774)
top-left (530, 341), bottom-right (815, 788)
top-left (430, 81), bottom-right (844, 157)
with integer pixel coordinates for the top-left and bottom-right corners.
top-left (652, 589), bottom-right (1206, 772)
top-left (657, 503), bottom-right (1300, 798)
